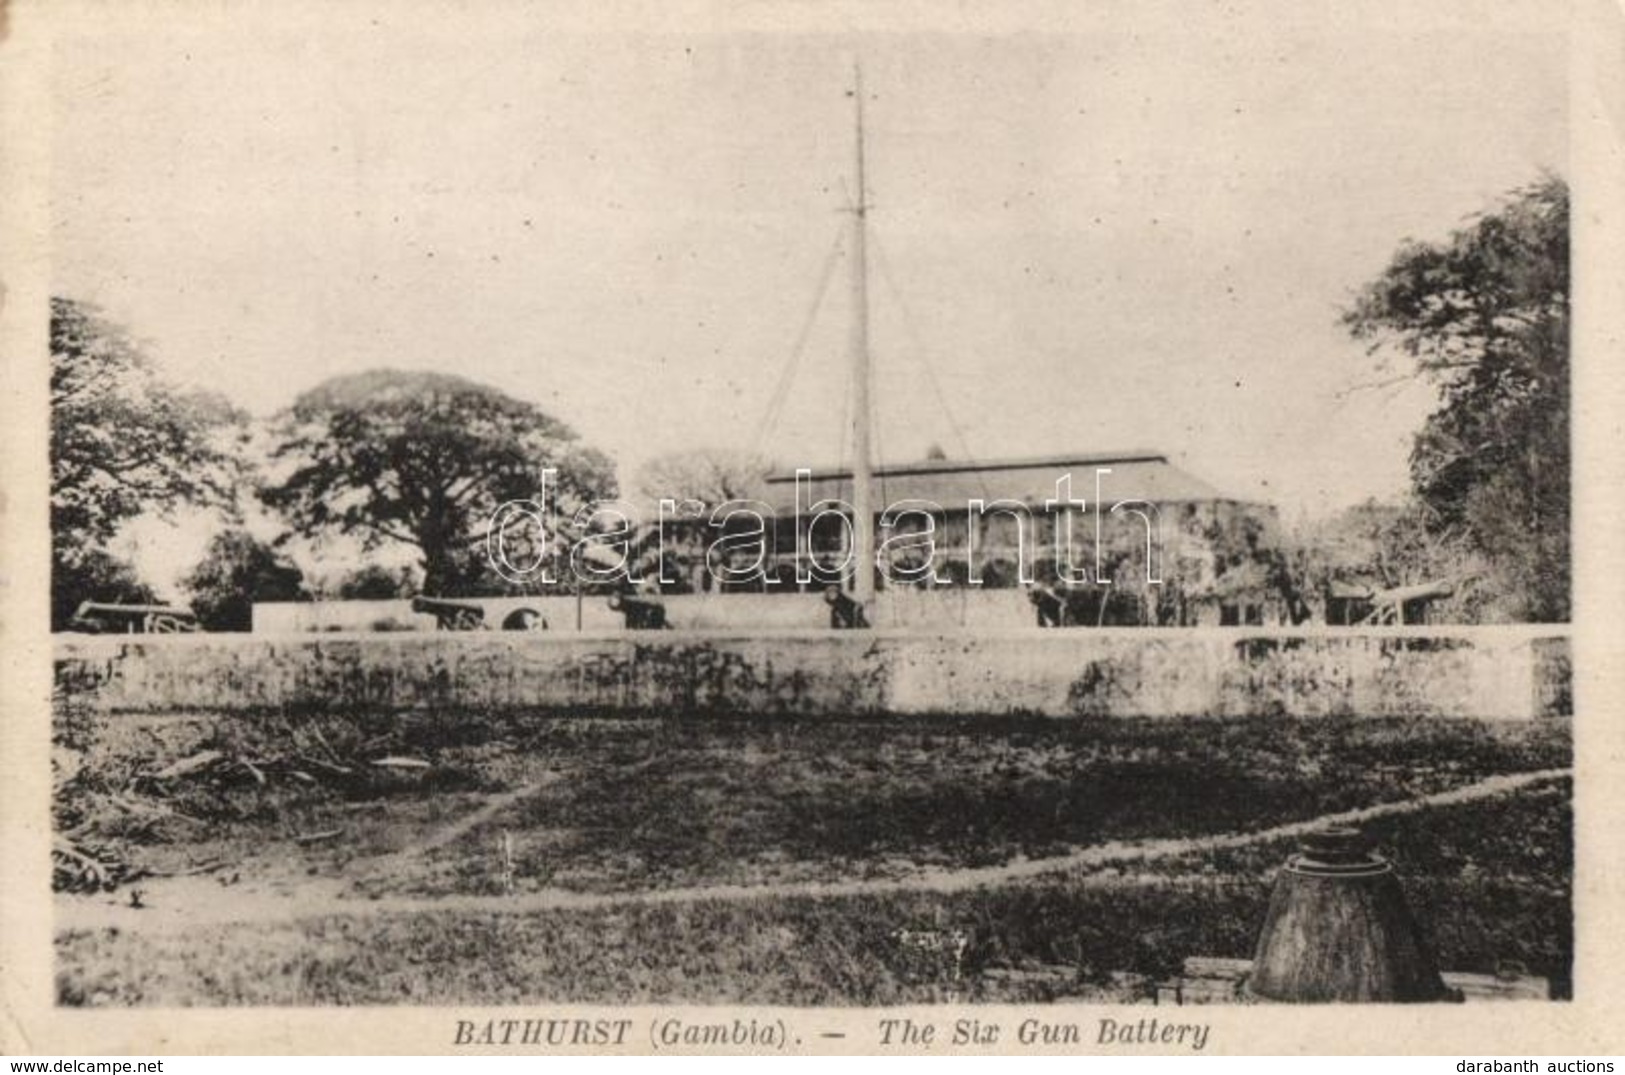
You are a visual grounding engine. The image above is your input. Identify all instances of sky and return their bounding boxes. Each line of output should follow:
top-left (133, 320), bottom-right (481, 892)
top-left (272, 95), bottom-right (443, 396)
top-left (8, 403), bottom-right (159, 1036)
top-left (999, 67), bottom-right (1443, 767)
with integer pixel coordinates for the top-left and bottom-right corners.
top-left (47, 2), bottom-right (1568, 590)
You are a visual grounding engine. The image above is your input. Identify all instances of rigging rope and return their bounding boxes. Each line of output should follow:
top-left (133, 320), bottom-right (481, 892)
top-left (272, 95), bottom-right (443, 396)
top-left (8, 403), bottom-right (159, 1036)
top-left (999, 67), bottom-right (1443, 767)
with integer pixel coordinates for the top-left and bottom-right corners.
top-left (870, 229), bottom-right (991, 502)
top-left (748, 225), bottom-right (849, 459)
top-left (870, 348), bottom-right (888, 507)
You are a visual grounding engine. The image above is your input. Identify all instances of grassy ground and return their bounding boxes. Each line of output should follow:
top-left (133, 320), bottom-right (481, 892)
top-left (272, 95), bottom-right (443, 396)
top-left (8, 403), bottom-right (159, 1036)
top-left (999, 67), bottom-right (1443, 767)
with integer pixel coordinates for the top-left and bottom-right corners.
top-left (55, 780), bottom-right (1571, 1007)
top-left (59, 711), bottom-right (1571, 893)
top-left (54, 711), bottom-right (1572, 1006)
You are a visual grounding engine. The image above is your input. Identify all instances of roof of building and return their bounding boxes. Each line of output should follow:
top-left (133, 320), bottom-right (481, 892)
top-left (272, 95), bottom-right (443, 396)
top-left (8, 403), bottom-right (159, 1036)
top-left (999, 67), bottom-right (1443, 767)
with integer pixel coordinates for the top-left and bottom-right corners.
top-left (758, 450), bottom-right (1238, 514)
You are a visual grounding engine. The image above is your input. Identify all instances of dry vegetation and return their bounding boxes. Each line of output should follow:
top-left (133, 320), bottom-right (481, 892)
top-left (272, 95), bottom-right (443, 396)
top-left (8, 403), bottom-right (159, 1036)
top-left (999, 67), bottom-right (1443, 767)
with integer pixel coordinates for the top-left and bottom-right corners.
top-left (53, 706), bottom-right (1572, 1006)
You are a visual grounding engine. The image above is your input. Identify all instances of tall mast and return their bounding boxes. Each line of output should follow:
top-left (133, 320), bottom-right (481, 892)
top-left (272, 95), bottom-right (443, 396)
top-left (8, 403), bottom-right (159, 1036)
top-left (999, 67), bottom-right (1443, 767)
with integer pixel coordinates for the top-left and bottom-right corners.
top-left (848, 61), bottom-right (876, 607)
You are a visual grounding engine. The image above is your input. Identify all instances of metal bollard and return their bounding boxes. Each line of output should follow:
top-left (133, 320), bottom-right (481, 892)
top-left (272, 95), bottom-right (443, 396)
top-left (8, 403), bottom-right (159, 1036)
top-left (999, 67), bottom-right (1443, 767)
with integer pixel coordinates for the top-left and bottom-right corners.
top-left (1248, 827), bottom-right (1452, 1003)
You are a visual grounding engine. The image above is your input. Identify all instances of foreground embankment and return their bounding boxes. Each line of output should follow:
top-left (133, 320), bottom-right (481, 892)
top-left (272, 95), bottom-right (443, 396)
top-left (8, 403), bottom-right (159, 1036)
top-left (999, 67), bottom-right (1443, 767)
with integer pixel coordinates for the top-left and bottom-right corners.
top-left (52, 711), bottom-right (1572, 1005)
top-left (55, 626), bottom-right (1571, 720)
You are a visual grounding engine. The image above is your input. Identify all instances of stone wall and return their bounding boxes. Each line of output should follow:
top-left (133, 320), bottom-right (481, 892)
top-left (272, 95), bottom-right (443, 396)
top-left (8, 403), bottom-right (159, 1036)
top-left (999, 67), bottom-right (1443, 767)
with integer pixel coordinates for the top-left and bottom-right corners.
top-left (250, 590), bottom-right (1035, 634)
top-left (55, 627), bottom-right (1572, 721)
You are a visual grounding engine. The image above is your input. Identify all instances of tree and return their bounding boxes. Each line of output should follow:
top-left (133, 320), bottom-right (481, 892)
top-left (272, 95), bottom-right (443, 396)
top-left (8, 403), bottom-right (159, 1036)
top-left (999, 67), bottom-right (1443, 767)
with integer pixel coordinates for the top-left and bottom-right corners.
top-left (634, 448), bottom-right (772, 507)
top-left (1286, 500), bottom-right (1493, 623)
top-left (1342, 176), bottom-right (1569, 621)
top-left (50, 297), bottom-right (245, 628)
top-left (182, 530), bottom-right (309, 631)
top-left (261, 370), bottom-right (616, 595)
top-left (634, 449), bottom-right (774, 592)
top-left (333, 563), bottom-right (418, 599)
top-left (50, 549), bottom-right (157, 631)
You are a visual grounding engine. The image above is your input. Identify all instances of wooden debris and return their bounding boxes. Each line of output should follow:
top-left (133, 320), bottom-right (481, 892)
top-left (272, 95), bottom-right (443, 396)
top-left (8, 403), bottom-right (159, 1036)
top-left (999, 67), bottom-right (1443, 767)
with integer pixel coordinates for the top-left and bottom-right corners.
top-left (147, 858), bottom-right (226, 878)
top-left (103, 793), bottom-right (207, 828)
top-left (1165, 957), bottom-right (1550, 1004)
top-left (298, 754), bottom-right (353, 776)
top-left (372, 756), bottom-right (431, 770)
top-left (52, 837), bottom-right (117, 892)
top-left (151, 750), bottom-right (225, 780)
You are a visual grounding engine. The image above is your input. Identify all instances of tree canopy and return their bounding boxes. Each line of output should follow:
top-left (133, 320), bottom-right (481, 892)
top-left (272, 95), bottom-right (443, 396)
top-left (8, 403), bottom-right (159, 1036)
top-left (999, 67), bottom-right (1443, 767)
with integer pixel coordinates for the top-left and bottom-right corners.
top-left (260, 370), bottom-right (616, 595)
top-left (182, 530), bottom-right (309, 632)
top-left (333, 563), bottom-right (418, 600)
top-left (1342, 176), bottom-right (1569, 621)
top-left (634, 448), bottom-right (772, 508)
top-left (50, 297), bottom-right (245, 627)
top-left (49, 548), bottom-right (157, 630)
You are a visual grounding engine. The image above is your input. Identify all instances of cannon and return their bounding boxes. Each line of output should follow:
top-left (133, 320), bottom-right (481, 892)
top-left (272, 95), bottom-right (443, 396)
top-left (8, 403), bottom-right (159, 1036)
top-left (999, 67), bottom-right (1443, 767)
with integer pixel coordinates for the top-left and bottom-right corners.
top-left (1027, 583), bottom-right (1069, 627)
top-left (1357, 579), bottom-right (1456, 626)
top-left (824, 586), bottom-right (869, 629)
top-left (500, 607), bottom-right (548, 631)
top-left (68, 602), bottom-right (199, 634)
top-left (608, 591), bottom-right (669, 630)
top-left (1027, 582), bottom-right (1101, 627)
top-left (409, 597), bottom-right (546, 631)
top-left (411, 595), bottom-right (487, 631)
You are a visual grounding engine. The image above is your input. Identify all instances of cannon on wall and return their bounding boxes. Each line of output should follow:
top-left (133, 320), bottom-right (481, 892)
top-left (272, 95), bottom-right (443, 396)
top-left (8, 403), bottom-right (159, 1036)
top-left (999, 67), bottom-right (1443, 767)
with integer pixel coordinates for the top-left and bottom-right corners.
top-left (1027, 583), bottom-right (1071, 627)
top-left (608, 592), bottom-right (669, 630)
top-left (68, 602), bottom-right (199, 634)
top-left (824, 586), bottom-right (869, 629)
top-left (411, 595), bottom-right (487, 631)
top-left (1026, 582), bottom-right (1115, 627)
top-left (1325, 578), bottom-right (1460, 626)
top-left (1358, 579), bottom-right (1457, 626)
top-left (500, 607), bottom-right (548, 631)
top-left (411, 595), bottom-right (547, 631)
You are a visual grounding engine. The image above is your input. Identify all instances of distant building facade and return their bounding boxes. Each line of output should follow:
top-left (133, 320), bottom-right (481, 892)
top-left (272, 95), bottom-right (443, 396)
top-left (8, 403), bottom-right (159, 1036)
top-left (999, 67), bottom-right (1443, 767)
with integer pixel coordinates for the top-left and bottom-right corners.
top-left (657, 450), bottom-right (1295, 627)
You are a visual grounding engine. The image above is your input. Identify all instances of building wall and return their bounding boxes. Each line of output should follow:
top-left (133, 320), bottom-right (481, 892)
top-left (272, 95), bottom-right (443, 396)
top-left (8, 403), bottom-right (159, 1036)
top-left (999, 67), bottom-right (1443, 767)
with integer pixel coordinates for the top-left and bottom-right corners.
top-left (57, 626), bottom-right (1571, 721)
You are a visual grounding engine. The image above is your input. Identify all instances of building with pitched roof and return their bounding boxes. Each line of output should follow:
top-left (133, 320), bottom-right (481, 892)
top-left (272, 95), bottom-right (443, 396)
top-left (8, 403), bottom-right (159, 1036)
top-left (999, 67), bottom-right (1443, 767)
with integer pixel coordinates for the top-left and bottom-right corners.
top-left (658, 449), bottom-right (1291, 626)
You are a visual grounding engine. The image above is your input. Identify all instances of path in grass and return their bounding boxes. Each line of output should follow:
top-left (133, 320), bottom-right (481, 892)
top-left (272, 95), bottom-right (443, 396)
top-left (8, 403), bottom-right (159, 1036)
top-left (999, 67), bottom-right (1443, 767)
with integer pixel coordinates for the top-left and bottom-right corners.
top-left (390, 771), bottom-right (565, 858)
top-left (56, 766), bottom-right (1570, 934)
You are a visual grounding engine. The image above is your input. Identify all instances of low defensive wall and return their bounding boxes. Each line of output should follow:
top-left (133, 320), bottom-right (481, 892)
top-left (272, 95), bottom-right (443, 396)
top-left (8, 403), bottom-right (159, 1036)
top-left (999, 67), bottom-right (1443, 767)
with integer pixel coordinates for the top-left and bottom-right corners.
top-left (54, 626), bottom-right (1572, 721)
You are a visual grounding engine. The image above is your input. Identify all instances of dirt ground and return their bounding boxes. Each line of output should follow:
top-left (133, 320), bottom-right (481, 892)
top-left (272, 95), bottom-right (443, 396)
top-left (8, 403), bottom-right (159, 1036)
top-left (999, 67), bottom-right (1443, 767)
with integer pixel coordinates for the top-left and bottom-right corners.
top-left (53, 713), bottom-right (1573, 1006)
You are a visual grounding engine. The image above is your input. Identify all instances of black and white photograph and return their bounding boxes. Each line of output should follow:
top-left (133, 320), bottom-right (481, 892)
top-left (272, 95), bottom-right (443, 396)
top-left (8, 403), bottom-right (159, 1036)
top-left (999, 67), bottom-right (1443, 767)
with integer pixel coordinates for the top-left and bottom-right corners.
top-left (5, 0), bottom-right (1620, 1057)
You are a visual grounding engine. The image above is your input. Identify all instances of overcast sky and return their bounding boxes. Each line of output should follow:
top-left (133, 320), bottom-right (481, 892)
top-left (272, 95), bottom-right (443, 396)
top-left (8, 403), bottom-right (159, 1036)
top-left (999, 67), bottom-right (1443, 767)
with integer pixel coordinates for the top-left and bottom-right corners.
top-left (49, 2), bottom-right (1566, 585)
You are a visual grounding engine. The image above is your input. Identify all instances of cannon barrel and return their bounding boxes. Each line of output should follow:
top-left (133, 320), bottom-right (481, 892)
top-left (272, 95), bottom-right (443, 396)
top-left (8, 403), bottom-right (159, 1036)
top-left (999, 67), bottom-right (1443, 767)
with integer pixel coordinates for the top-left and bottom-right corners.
top-left (73, 602), bottom-right (196, 619)
top-left (608, 591), bottom-right (670, 629)
top-left (68, 602), bottom-right (199, 634)
top-left (1353, 577), bottom-right (1458, 626)
top-left (411, 594), bottom-right (486, 630)
top-left (824, 586), bottom-right (870, 630)
top-left (1027, 583), bottom-right (1067, 627)
top-left (410, 595), bottom-right (484, 615)
top-left (1368, 579), bottom-right (1455, 605)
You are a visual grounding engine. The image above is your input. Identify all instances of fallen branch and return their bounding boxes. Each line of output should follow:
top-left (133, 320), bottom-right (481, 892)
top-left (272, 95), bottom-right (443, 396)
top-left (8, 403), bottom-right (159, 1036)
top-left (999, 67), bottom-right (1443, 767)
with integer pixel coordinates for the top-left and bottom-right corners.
top-left (146, 858), bottom-right (227, 878)
top-left (297, 754), bottom-right (354, 776)
top-left (372, 756), bottom-right (431, 770)
top-left (52, 836), bottom-right (118, 892)
top-left (151, 750), bottom-right (225, 780)
top-left (104, 793), bottom-right (208, 827)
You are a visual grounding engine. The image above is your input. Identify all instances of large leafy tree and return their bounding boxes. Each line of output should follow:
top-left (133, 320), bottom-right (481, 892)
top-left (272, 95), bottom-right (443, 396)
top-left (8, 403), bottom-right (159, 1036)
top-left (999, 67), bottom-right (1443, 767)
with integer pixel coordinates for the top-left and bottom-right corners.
top-left (633, 447), bottom-right (774, 591)
top-left (50, 297), bottom-right (244, 627)
top-left (182, 530), bottom-right (309, 631)
top-left (333, 563), bottom-right (418, 600)
top-left (1342, 176), bottom-right (1569, 622)
top-left (634, 447), bottom-right (772, 508)
top-left (48, 549), bottom-right (158, 631)
top-left (261, 370), bottom-right (616, 595)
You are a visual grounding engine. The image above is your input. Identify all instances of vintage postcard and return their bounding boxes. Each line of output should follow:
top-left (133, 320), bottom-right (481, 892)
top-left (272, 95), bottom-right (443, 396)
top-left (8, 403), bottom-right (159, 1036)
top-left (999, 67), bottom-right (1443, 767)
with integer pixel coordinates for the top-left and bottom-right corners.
top-left (2, 0), bottom-right (1622, 1057)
